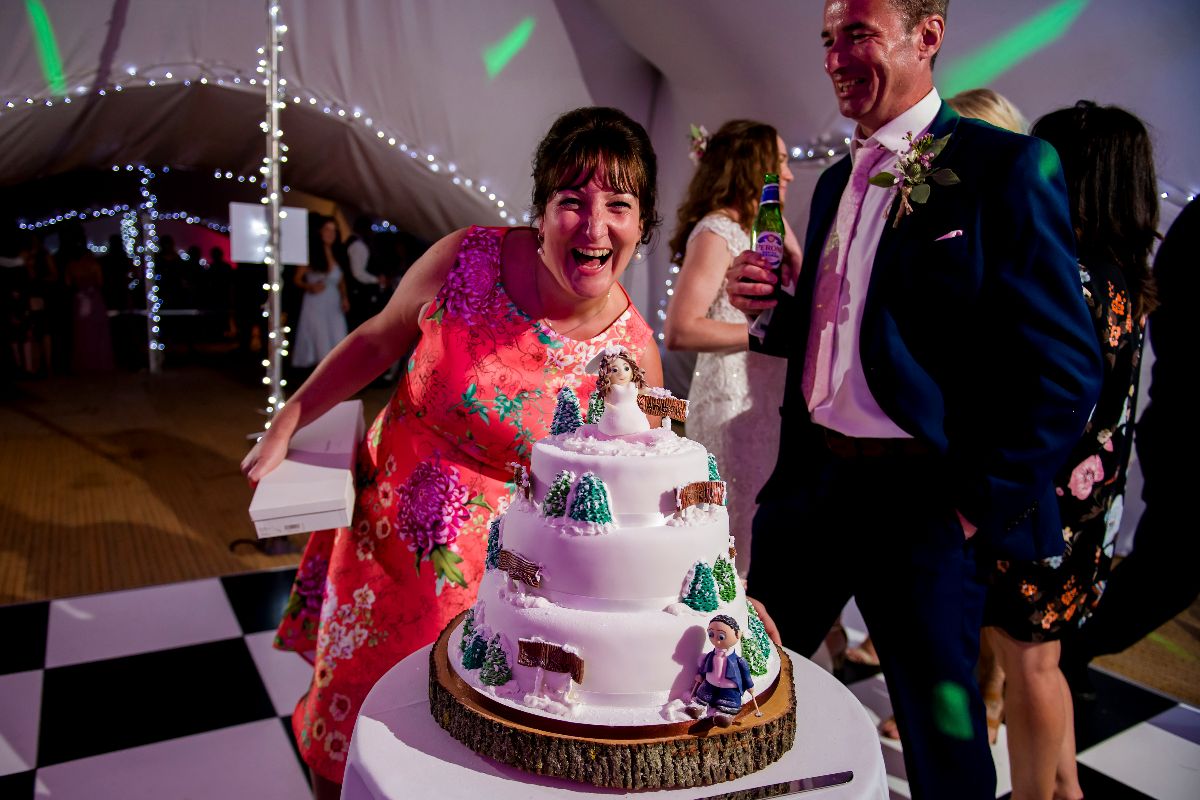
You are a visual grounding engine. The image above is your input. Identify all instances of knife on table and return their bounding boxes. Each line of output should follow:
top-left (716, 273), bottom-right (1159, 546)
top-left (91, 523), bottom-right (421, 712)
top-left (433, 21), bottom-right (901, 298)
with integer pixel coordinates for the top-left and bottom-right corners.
top-left (691, 770), bottom-right (854, 799)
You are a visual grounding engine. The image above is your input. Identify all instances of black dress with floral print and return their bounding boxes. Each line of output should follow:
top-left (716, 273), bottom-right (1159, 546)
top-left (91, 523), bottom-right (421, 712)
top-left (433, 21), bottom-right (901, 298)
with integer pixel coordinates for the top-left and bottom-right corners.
top-left (985, 260), bottom-right (1144, 642)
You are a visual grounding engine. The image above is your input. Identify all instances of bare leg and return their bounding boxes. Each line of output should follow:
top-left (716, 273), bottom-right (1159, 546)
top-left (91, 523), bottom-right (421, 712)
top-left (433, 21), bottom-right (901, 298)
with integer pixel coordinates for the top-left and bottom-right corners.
top-left (1054, 671), bottom-right (1084, 800)
top-left (312, 770), bottom-right (341, 800)
top-left (979, 627), bottom-right (1006, 744)
top-left (993, 630), bottom-right (1064, 800)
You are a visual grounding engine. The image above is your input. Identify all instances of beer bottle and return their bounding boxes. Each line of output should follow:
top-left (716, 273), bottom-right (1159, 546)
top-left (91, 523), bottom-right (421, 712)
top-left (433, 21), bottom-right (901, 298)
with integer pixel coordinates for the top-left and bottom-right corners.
top-left (747, 173), bottom-right (785, 341)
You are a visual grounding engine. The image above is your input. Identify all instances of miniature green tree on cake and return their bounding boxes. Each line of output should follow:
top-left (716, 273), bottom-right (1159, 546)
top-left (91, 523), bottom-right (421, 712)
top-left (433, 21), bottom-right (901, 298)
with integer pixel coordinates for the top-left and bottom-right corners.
top-left (744, 602), bottom-right (772, 676)
top-left (586, 389), bottom-right (605, 424)
top-left (707, 453), bottom-right (721, 481)
top-left (541, 469), bottom-right (575, 518)
top-left (550, 386), bottom-right (583, 435)
top-left (485, 517), bottom-right (502, 570)
top-left (568, 472), bottom-right (613, 524)
top-left (682, 561), bottom-right (719, 612)
top-left (462, 631), bottom-right (488, 669)
top-left (459, 607), bottom-right (477, 653)
top-left (713, 555), bottom-right (738, 603)
top-left (479, 634), bottom-right (512, 685)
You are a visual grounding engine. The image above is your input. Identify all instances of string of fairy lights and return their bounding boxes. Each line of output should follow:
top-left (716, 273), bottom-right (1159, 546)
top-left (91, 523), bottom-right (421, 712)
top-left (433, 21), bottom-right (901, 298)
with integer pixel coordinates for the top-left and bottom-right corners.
top-left (3, 1), bottom-right (519, 388)
top-left (262, 1), bottom-right (287, 424)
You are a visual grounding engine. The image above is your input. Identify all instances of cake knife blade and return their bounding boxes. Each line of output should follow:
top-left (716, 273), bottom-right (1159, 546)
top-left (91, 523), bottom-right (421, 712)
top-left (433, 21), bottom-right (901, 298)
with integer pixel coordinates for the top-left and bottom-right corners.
top-left (692, 770), bottom-right (854, 798)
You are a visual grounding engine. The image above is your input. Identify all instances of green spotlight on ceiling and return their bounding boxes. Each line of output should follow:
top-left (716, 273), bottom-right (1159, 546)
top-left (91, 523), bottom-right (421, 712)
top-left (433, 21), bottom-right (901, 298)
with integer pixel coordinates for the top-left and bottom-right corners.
top-left (483, 17), bottom-right (536, 80)
top-left (25, 0), bottom-right (67, 95)
top-left (940, 0), bottom-right (1091, 97)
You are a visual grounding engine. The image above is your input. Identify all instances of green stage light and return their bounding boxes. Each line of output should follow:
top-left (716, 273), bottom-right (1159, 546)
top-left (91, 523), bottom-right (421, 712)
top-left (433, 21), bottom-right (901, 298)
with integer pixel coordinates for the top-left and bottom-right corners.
top-left (25, 0), bottom-right (66, 95)
top-left (941, 0), bottom-right (1091, 97)
top-left (483, 17), bottom-right (536, 80)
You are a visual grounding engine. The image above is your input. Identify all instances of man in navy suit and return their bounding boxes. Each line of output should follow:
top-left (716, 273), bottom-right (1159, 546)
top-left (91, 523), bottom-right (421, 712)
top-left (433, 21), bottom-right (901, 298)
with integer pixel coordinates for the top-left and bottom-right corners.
top-left (728, 1), bottom-right (1102, 797)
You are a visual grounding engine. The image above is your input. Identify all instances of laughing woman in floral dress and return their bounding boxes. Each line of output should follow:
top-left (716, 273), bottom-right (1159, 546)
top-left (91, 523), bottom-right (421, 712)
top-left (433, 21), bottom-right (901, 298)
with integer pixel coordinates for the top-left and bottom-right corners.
top-left (984, 101), bottom-right (1158, 800)
top-left (241, 107), bottom-right (661, 799)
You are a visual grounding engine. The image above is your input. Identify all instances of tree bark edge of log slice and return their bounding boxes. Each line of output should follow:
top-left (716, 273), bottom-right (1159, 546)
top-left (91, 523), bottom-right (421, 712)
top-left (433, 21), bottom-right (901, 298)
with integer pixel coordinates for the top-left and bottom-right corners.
top-left (428, 612), bottom-right (798, 790)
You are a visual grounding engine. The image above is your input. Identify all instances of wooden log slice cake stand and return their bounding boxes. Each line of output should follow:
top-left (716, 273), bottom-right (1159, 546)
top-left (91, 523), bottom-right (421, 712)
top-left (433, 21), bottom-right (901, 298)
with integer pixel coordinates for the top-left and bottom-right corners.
top-left (429, 612), bottom-right (797, 790)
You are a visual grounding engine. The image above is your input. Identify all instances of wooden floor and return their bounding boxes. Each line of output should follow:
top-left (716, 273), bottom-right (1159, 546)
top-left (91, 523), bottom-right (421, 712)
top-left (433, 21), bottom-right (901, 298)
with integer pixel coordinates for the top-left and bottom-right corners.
top-left (1, 359), bottom-right (1196, 706)
top-left (0, 358), bottom-right (390, 604)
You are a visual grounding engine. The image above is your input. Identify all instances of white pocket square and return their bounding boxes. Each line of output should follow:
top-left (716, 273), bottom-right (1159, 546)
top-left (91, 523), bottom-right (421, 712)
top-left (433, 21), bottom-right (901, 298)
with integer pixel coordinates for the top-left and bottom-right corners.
top-left (935, 229), bottom-right (964, 241)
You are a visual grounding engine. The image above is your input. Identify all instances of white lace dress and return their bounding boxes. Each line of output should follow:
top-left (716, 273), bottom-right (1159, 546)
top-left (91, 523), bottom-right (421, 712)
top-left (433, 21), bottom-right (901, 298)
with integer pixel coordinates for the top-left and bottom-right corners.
top-left (683, 213), bottom-right (786, 578)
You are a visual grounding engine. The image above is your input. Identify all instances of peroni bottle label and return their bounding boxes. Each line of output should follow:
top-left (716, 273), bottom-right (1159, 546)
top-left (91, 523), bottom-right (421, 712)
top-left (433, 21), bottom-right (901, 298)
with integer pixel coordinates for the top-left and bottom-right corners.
top-left (754, 231), bottom-right (784, 269)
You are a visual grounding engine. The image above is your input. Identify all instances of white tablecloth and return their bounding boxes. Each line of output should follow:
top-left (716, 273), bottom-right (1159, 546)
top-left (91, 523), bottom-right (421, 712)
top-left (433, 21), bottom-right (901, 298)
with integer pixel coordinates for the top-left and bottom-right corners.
top-left (342, 645), bottom-right (888, 800)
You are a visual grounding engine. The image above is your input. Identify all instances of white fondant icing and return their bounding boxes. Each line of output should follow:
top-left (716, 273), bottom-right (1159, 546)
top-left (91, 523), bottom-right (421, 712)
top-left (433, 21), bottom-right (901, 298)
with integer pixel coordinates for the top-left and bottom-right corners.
top-left (502, 505), bottom-right (729, 605)
top-left (532, 433), bottom-right (708, 522)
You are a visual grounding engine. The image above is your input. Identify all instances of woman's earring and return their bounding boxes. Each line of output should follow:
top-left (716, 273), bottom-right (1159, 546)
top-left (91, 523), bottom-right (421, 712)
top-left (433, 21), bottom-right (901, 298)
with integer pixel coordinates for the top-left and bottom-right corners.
top-left (537, 232), bottom-right (545, 256)
top-left (634, 246), bottom-right (643, 261)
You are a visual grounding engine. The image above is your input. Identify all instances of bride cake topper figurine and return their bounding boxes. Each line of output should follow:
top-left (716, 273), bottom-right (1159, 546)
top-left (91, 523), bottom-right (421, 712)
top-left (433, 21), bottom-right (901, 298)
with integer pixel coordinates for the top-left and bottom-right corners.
top-left (588, 345), bottom-right (652, 437)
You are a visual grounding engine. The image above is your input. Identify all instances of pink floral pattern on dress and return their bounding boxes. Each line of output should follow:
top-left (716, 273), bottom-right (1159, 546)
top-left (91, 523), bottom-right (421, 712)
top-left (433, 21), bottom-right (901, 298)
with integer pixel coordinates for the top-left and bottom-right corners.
top-left (394, 458), bottom-right (472, 555)
top-left (274, 226), bottom-right (654, 782)
top-left (441, 227), bottom-right (504, 326)
top-left (1067, 455), bottom-right (1105, 500)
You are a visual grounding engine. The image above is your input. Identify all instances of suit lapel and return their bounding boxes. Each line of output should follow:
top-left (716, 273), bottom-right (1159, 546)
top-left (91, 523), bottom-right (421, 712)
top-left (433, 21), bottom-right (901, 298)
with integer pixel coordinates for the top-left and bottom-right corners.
top-left (869, 102), bottom-right (962, 298)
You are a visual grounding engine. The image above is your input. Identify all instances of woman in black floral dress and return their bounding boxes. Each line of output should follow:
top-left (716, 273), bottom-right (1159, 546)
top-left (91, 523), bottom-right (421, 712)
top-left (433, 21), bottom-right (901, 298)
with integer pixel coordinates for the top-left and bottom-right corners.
top-left (984, 101), bottom-right (1159, 800)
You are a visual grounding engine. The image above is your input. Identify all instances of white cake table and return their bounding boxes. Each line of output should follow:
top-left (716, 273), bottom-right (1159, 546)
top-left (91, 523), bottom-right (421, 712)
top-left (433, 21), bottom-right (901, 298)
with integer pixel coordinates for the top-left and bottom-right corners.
top-left (341, 645), bottom-right (888, 800)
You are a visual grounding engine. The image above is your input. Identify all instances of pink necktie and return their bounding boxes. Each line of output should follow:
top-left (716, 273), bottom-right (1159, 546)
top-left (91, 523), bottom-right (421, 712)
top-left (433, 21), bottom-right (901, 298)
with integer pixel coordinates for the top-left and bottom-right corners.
top-left (801, 145), bottom-right (889, 410)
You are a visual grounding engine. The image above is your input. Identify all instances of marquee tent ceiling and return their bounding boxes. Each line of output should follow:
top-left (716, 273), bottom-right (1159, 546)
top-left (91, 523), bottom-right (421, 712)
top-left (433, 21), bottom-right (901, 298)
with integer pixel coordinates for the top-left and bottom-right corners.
top-left (2, 0), bottom-right (1197, 322)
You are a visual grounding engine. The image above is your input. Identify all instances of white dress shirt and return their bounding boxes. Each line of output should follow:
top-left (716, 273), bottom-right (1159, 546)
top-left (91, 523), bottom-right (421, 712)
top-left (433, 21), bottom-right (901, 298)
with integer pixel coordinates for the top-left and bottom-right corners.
top-left (810, 88), bottom-right (942, 438)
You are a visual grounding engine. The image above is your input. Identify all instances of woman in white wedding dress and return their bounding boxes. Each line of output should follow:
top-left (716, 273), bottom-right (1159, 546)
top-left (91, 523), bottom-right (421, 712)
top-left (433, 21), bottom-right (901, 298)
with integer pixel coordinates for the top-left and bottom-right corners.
top-left (664, 120), bottom-right (799, 579)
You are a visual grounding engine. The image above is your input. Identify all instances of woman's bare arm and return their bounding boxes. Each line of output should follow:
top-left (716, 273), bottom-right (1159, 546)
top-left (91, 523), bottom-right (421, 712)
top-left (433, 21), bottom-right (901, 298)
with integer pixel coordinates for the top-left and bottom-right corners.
top-left (242, 227), bottom-right (471, 482)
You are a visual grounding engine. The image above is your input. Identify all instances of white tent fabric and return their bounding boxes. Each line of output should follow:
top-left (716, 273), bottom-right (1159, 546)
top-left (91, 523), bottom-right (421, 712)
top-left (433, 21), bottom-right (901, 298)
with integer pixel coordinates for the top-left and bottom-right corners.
top-left (3, 0), bottom-right (1197, 317)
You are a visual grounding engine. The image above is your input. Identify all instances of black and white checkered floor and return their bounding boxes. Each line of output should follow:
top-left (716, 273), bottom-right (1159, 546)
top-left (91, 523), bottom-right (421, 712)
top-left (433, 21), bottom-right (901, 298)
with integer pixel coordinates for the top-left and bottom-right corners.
top-left (2, 567), bottom-right (1197, 799)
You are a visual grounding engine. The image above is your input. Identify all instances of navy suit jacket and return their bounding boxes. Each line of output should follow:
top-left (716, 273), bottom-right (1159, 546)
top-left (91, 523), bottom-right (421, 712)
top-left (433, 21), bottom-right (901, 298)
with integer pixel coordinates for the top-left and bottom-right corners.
top-left (699, 648), bottom-right (754, 695)
top-left (754, 103), bottom-right (1103, 561)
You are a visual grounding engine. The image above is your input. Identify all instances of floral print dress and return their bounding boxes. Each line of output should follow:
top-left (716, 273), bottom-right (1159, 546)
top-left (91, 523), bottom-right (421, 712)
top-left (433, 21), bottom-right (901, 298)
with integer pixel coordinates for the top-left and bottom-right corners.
top-left (274, 226), bottom-right (653, 781)
top-left (986, 260), bottom-right (1144, 642)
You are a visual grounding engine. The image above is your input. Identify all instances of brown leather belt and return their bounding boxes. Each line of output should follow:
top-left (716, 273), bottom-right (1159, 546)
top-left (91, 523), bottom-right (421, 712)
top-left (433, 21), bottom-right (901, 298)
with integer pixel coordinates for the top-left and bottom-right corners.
top-left (822, 427), bottom-right (934, 459)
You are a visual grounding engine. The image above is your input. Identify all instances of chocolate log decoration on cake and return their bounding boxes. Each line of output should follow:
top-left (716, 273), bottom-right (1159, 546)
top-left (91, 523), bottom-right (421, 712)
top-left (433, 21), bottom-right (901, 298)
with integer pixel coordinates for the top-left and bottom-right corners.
top-left (497, 549), bottom-right (542, 588)
top-left (637, 393), bottom-right (689, 422)
top-left (518, 638), bottom-right (585, 684)
top-left (675, 481), bottom-right (728, 510)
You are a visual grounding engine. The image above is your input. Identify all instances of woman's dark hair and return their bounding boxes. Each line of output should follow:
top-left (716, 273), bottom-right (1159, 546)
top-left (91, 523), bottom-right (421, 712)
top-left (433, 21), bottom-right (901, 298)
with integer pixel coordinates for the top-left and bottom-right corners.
top-left (307, 215), bottom-right (345, 274)
top-left (531, 107), bottom-right (659, 246)
top-left (1032, 100), bottom-right (1159, 317)
top-left (669, 120), bottom-right (779, 265)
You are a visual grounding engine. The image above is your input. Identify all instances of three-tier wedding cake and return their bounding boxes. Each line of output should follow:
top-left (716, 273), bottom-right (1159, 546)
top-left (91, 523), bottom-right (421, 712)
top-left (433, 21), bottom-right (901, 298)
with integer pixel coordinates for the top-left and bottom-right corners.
top-left (429, 356), bottom-right (795, 789)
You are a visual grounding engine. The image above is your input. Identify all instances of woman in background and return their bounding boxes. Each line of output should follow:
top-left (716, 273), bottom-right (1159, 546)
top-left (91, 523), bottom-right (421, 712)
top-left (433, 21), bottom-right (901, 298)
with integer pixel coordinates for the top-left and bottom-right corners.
top-left (663, 119), bottom-right (799, 580)
top-left (986, 100), bottom-right (1157, 800)
top-left (291, 216), bottom-right (351, 371)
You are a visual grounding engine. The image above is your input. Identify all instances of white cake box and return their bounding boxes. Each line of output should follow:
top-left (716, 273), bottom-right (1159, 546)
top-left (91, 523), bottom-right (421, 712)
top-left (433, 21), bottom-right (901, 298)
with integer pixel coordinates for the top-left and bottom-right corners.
top-left (248, 400), bottom-right (364, 538)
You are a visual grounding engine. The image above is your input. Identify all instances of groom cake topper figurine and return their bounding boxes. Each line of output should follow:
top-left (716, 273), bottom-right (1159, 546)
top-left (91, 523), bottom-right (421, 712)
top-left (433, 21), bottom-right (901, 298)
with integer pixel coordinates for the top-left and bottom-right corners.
top-left (686, 614), bottom-right (758, 728)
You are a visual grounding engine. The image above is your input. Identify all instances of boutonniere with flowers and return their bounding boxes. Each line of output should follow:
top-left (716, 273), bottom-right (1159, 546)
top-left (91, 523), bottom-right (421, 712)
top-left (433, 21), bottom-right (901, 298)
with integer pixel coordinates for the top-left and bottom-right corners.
top-left (687, 123), bottom-right (710, 165)
top-left (869, 130), bottom-right (960, 228)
